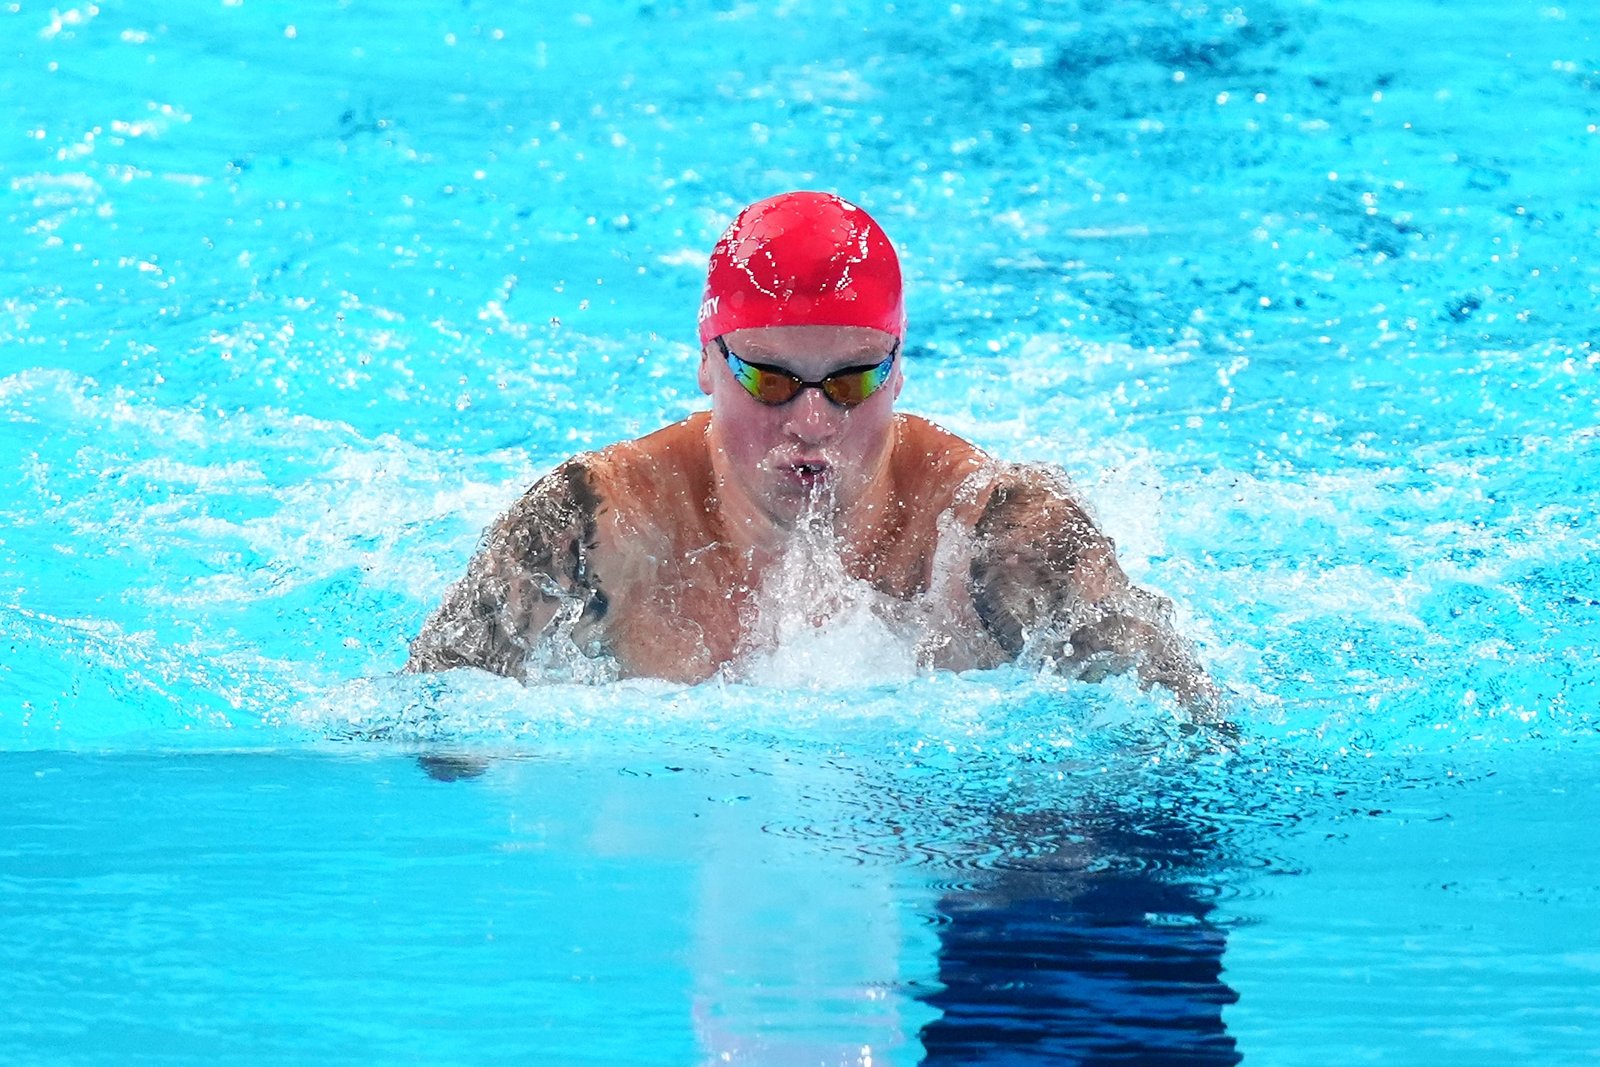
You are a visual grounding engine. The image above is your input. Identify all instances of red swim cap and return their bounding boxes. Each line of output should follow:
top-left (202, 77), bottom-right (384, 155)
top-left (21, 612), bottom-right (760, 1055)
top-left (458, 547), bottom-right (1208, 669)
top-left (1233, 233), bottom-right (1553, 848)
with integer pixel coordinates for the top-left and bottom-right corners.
top-left (698, 191), bottom-right (905, 344)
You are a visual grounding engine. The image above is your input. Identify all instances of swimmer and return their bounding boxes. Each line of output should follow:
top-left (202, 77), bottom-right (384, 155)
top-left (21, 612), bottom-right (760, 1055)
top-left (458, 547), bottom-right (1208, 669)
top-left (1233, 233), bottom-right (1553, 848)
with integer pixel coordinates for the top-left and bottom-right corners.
top-left (407, 191), bottom-right (1222, 718)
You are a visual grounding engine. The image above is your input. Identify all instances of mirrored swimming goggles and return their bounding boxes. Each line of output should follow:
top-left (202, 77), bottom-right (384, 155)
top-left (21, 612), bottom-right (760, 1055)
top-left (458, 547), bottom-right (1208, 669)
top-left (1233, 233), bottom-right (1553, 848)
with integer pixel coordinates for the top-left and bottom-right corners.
top-left (715, 337), bottom-right (898, 408)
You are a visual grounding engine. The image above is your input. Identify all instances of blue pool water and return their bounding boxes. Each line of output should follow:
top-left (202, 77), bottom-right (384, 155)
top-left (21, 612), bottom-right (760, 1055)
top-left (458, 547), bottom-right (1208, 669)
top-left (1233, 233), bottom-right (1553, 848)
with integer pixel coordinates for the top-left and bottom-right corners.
top-left (3, 0), bottom-right (1598, 1062)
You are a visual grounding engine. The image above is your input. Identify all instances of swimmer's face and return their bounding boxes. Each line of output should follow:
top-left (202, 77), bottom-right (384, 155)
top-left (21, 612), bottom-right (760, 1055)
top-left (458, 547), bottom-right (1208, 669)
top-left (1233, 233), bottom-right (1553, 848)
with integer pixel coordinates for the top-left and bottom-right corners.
top-left (700, 324), bottom-right (903, 528)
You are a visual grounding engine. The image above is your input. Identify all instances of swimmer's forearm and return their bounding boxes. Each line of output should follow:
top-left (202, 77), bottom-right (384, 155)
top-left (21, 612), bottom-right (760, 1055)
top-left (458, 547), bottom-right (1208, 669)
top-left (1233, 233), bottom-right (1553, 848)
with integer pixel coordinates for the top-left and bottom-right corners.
top-left (404, 579), bottom-right (537, 680)
top-left (1137, 642), bottom-right (1227, 725)
top-left (404, 621), bottom-right (507, 676)
top-left (1062, 606), bottom-right (1223, 723)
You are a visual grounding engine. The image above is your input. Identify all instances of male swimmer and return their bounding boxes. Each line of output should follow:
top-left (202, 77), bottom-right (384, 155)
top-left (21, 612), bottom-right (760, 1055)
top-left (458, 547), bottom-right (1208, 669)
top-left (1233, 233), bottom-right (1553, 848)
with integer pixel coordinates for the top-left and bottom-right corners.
top-left (408, 191), bottom-right (1221, 716)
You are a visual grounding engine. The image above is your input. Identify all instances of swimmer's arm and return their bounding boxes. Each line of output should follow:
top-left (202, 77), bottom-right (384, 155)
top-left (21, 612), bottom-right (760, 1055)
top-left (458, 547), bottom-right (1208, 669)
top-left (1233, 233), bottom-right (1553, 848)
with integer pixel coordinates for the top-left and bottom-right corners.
top-left (405, 459), bottom-right (608, 680)
top-left (969, 469), bottom-right (1224, 721)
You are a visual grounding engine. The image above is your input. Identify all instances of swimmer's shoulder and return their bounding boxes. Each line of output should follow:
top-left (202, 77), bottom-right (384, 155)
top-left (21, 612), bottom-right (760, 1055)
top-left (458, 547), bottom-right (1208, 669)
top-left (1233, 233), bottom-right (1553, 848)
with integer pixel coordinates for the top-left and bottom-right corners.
top-left (585, 412), bottom-right (712, 511)
top-left (893, 414), bottom-right (991, 500)
top-left (970, 459), bottom-right (1102, 541)
top-left (548, 415), bottom-right (715, 569)
top-left (488, 453), bottom-right (605, 568)
top-left (891, 416), bottom-right (1091, 529)
top-left (488, 421), bottom-right (670, 560)
top-left (895, 413), bottom-right (984, 460)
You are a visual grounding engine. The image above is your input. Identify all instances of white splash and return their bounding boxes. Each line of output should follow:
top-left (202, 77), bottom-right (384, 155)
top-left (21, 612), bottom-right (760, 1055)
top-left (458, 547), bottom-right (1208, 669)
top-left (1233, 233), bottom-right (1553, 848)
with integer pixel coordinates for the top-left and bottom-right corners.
top-left (729, 490), bottom-right (924, 690)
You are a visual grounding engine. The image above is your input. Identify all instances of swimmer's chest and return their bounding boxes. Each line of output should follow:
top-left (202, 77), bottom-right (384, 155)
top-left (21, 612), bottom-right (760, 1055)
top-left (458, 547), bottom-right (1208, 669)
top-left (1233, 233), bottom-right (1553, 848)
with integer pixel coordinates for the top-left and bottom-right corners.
top-left (592, 538), bottom-right (750, 681)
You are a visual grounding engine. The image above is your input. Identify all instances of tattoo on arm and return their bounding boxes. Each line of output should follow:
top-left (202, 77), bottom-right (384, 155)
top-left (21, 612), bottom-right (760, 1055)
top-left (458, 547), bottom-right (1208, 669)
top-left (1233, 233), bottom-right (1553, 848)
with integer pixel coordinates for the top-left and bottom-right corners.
top-left (970, 468), bottom-right (1221, 717)
top-left (405, 459), bottom-right (609, 679)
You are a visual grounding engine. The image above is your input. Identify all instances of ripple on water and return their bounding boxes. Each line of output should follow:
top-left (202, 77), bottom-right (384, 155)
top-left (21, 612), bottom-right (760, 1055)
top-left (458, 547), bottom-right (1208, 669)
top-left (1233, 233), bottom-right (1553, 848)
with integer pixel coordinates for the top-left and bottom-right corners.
top-left (291, 665), bottom-right (1372, 899)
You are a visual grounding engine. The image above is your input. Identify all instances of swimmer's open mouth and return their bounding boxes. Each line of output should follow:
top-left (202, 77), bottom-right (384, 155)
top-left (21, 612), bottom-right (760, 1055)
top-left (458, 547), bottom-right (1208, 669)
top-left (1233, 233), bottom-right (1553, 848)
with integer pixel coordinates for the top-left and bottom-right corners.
top-left (783, 459), bottom-right (834, 483)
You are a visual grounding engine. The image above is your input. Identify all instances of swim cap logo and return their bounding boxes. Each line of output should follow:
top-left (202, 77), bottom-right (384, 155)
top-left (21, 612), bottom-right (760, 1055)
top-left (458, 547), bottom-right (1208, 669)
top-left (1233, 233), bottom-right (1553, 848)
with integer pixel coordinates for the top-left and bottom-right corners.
top-left (698, 295), bottom-right (720, 325)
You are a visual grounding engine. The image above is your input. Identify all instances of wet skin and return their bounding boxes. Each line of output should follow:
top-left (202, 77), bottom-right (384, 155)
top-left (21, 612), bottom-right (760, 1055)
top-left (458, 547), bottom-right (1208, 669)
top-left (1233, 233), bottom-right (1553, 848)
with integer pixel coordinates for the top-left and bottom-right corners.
top-left (407, 325), bottom-right (1221, 715)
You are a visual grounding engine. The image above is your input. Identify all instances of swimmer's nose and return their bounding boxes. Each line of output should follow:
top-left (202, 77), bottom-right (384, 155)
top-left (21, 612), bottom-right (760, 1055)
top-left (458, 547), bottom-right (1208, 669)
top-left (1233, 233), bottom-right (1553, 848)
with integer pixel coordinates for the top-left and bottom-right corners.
top-left (783, 387), bottom-right (839, 443)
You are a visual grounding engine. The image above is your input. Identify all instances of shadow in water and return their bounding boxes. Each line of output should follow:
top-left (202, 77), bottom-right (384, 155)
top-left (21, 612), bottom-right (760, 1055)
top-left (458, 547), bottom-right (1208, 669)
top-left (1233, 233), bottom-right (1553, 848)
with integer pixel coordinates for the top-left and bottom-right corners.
top-left (415, 753), bottom-right (490, 781)
top-left (919, 810), bottom-right (1240, 1065)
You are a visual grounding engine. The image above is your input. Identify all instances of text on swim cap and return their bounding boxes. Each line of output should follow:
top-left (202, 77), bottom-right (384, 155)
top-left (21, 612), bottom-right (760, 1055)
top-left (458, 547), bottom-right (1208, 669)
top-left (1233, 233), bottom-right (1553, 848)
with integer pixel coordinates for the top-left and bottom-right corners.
top-left (697, 296), bottom-right (720, 324)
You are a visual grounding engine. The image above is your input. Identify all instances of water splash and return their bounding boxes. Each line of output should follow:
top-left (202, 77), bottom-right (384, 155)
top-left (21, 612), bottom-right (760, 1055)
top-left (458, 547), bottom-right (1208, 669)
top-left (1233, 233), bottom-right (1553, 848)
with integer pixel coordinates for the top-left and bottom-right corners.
top-left (731, 486), bottom-right (925, 689)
